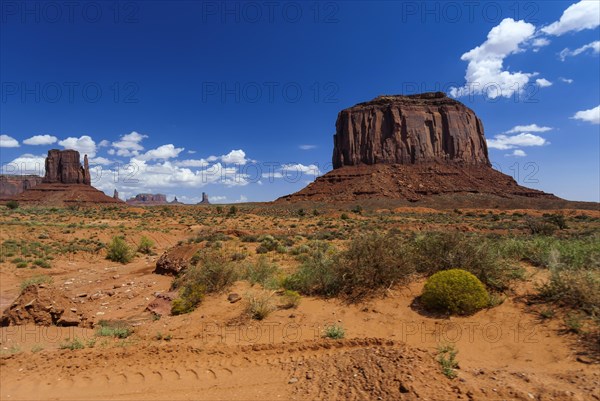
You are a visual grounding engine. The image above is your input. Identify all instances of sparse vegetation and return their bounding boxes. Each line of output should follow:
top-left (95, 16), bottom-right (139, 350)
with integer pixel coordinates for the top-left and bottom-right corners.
top-left (246, 291), bottom-right (275, 320)
top-left (106, 236), bottom-right (133, 263)
top-left (137, 236), bottom-right (154, 254)
top-left (96, 321), bottom-right (133, 338)
top-left (6, 200), bottom-right (19, 210)
top-left (437, 344), bottom-right (459, 379)
top-left (60, 337), bottom-right (85, 350)
top-left (20, 275), bottom-right (53, 291)
top-left (243, 256), bottom-right (279, 286)
top-left (279, 290), bottom-right (301, 309)
top-left (323, 323), bottom-right (345, 339)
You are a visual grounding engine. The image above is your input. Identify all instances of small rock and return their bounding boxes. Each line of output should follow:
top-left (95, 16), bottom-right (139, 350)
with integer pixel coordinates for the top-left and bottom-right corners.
top-left (227, 293), bottom-right (241, 303)
top-left (70, 308), bottom-right (77, 312)
top-left (288, 377), bottom-right (298, 384)
top-left (76, 293), bottom-right (87, 298)
top-left (576, 356), bottom-right (593, 364)
top-left (112, 275), bottom-right (120, 279)
top-left (106, 290), bottom-right (115, 296)
top-left (306, 372), bottom-right (313, 380)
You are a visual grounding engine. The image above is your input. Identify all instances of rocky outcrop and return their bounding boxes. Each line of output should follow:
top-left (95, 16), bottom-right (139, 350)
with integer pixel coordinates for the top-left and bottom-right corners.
top-left (332, 92), bottom-right (489, 168)
top-left (126, 193), bottom-right (168, 205)
top-left (0, 285), bottom-right (86, 327)
top-left (280, 92), bottom-right (558, 204)
top-left (113, 189), bottom-right (120, 200)
top-left (154, 243), bottom-right (203, 276)
top-left (43, 149), bottom-right (91, 185)
top-left (198, 192), bottom-right (211, 204)
top-left (0, 175), bottom-right (43, 198)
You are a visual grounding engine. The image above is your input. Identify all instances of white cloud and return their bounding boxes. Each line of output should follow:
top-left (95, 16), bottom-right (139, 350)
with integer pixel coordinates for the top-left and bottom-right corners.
top-left (559, 77), bottom-right (574, 84)
top-left (23, 134), bottom-right (57, 146)
top-left (299, 144), bottom-right (317, 150)
top-left (571, 105), bottom-right (600, 124)
top-left (98, 140), bottom-right (111, 147)
top-left (112, 131), bottom-right (147, 157)
top-left (137, 144), bottom-right (184, 161)
top-left (208, 195), bottom-right (227, 203)
top-left (449, 18), bottom-right (539, 99)
top-left (487, 133), bottom-right (548, 150)
top-left (559, 41), bottom-right (600, 61)
top-left (220, 149), bottom-right (248, 165)
top-left (187, 150), bottom-right (197, 154)
top-left (1, 154), bottom-right (45, 175)
top-left (541, 1), bottom-right (600, 36)
top-left (532, 37), bottom-right (551, 49)
top-left (175, 159), bottom-right (210, 167)
top-left (0, 135), bottom-right (19, 148)
top-left (58, 135), bottom-right (96, 157)
top-left (90, 157), bottom-right (112, 165)
top-left (506, 124), bottom-right (552, 133)
top-left (535, 78), bottom-right (552, 87)
top-left (506, 149), bottom-right (527, 157)
top-left (281, 163), bottom-right (322, 175)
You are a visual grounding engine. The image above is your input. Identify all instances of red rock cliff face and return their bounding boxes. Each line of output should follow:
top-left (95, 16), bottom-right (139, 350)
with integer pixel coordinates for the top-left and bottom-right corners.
top-left (332, 92), bottom-right (490, 168)
top-left (43, 149), bottom-right (91, 185)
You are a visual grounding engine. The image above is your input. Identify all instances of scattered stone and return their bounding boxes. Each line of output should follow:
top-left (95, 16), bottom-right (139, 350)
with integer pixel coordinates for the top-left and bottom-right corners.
top-left (227, 293), bottom-right (241, 303)
top-left (288, 377), bottom-right (298, 384)
top-left (576, 356), bottom-right (594, 365)
top-left (76, 293), bottom-right (87, 298)
top-left (306, 372), bottom-right (313, 380)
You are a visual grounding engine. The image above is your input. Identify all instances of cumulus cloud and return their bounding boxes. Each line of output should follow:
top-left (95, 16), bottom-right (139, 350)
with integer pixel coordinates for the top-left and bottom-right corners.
top-left (541, 1), bottom-right (600, 36)
top-left (506, 124), bottom-right (552, 133)
top-left (137, 144), bottom-right (184, 161)
top-left (559, 41), bottom-right (600, 61)
top-left (112, 131), bottom-right (147, 157)
top-left (23, 135), bottom-right (57, 146)
top-left (449, 18), bottom-right (540, 99)
top-left (487, 133), bottom-right (548, 150)
top-left (506, 149), bottom-right (527, 157)
top-left (299, 144), bottom-right (317, 150)
top-left (98, 140), bottom-right (111, 147)
top-left (532, 37), bottom-right (551, 49)
top-left (281, 163), bottom-right (321, 175)
top-left (0, 135), bottom-right (19, 148)
top-left (220, 149), bottom-right (247, 165)
top-left (535, 78), bottom-right (552, 87)
top-left (58, 135), bottom-right (96, 157)
top-left (90, 157), bottom-right (112, 165)
top-left (571, 105), bottom-right (600, 124)
top-left (1, 154), bottom-right (45, 175)
top-left (175, 159), bottom-right (210, 167)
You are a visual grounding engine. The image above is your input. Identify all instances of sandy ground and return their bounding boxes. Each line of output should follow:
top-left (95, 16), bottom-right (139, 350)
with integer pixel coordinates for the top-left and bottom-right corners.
top-left (0, 206), bottom-right (599, 400)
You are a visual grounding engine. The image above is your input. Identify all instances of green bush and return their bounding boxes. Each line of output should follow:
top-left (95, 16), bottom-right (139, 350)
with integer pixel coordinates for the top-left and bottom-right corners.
top-left (60, 337), bottom-right (84, 350)
top-left (244, 256), bottom-right (279, 286)
top-left (538, 268), bottom-right (599, 316)
top-left (283, 241), bottom-right (341, 297)
top-left (137, 236), bottom-right (154, 254)
top-left (246, 291), bottom-right (275, 320)
top-left (421, 269), bottom-right (490, 315)
top-left (256, 235), bottom-right (279, 254)
top-left (106, 236), bottom-right (133, 264)
top-left (171, 250), bottom-right (237, 315)
top-left (6, 200), bottom-right (19, 210)
top-left (20, 275), bottom-right (53, 291)
top-left (323, 323), bottom-right (345, 339)
top-left (410, 232), bottom-right (522, 291)
top-left (279, 290), bottom-right (301, 309)
top-left (336, 232), bottom-right (414, 300)
top-left (96, 321), bottom-right (133, 338)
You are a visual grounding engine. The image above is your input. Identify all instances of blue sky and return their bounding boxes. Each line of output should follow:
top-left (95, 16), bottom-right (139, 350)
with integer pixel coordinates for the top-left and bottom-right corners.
top-left (1, 1), bottom-right (598, 202)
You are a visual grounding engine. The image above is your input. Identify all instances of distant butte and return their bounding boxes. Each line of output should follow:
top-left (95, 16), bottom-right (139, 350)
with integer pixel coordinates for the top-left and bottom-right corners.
top-left (4, 149), bottom-right (122, 206)
top-left (279, 92), bottom-right (558, 203)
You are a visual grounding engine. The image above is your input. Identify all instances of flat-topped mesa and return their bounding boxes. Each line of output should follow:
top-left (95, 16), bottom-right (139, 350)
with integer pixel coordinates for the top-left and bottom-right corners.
top-left (43, 149), bottom-right (91, 185)
top-left (333, 92), bottom-right (490, 169)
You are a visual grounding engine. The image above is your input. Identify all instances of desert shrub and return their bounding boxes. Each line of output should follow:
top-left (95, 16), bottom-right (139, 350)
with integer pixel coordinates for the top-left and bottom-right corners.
top-left (137, 236), bottom-right (154, 254)
top-left (410, 232), bottom-right (521, 291)
top-left (437, 344), bottom-right (458, 379)
top-left (171, 281), bottom-right (205, 315)
top-left (246, 291), bottom-right (275, 320)
top-left (20, 275), bottom-right (53, 291)
top-left (525, 217), bottom-right (556, 235)
top-left (173, 250), bottom-right (237, 294)
top-left (96, 321), bottom-right (132, 338)
top-left (60, 337), bottom-right (84, 350)
top-left (256, 235), bottom-right (279, 254)
top-left (6, 200), bottom-right (19, 210)
top-left (538, 268), bottom-right (600, 316)
top-left (283, 241), bottom-right (341, 297)
top-left (279, 290), bottom-right (301, 309)
top-left (228, 205), bottom-right (237, 216)
top-left (106, 236), bottom-right (133, 264)
top-left (544, 213), bottom-right (568, 230)
top-left (323, 323), bottom-right (345, 339)
top-left (244, 256), bottom-right (279, 286)
top-left (420, 269), bottom-right (490, 315)
top-left (33, 259), bottom-right (51, 268)
top-left (336, 231), bottom-right (414, 300)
